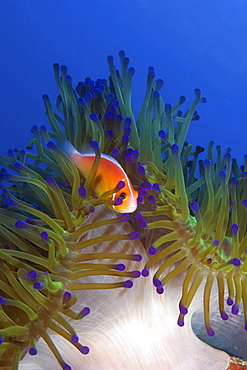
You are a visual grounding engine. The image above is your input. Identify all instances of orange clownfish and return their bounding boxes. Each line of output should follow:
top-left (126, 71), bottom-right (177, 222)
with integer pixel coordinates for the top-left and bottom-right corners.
top-left (57, 138), bottom-right (138, 213)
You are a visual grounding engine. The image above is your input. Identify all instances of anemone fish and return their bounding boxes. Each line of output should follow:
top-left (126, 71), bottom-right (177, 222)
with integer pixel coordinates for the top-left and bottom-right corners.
top-left (57, 136), bottom-right (138, 213)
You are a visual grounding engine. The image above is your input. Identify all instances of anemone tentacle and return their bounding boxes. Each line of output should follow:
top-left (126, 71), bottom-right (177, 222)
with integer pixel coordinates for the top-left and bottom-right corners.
top-left (0, 50), bottom-right (243, 369)
top-left (0, 128), bottom-right (142, 368)
top-left (140, 140), bottom-right (247, 337)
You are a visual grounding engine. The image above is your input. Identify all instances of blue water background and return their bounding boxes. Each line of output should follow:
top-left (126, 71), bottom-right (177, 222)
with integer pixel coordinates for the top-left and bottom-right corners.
top-left (1, 0), bottom-right (247, 166)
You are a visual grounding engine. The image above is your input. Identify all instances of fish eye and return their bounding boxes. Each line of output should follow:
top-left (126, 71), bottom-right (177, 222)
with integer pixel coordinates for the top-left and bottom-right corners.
top-left (119, 192), bottom-right (127, 200)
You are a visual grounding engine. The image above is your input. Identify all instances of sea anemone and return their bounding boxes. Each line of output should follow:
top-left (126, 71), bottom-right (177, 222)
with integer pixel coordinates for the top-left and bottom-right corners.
top-left (1, 50), bottom-right (246, 369)
top-left (0, 126), bottom-right (141, 368)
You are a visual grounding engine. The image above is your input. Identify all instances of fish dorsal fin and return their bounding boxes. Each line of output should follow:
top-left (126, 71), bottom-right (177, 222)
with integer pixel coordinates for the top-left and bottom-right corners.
top-left (56, 136), bottom-right (94, 156)
top-left (56, 135), bottom-right (123, 169)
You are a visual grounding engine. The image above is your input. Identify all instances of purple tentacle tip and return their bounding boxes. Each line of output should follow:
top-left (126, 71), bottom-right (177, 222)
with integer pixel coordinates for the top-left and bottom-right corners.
top-left (119, 214), bottom-right (130, 222)
top-left (158, 130), bottom-right (166, 139)
top-left (78, 186), bottom-right (87, 198)
top-left (46, 177), bottom-right (56, 187)
top-left (14, 162), bottom-right (24, 171)
top-left (5, 198), bottom-right (16, 207)
top-left (81, 307), bottom-right (90, 316)
top-left (106, 129), bottom-right (114, 141)
top-left (40, 231), bottom-right (49, 241)
top-left (71, 335), bottom-right (79, 344)
top-left (138, 188), bottom-right (146, 196)
top-left (171, 144), bottom-right (179, 155)
top-left (138, 166), bottom-right (146, 177)
top-left (156, 286), bottom-right (164, 294)
top-left (148, 195), bottom-right (156, 204)
top-left (153, 278), bottom-right (162, 287)
top-left (177, 318), bottom-right (184, 327)
top-left (89, 112), bottom-right (98, 122)
top-left (47, 141), bottom-right (57, 150)
top-left (137, 195), bottom-right (144, 204)
top-left (152, 183), bottom-right (160, 192)
top-left (190, 201), bottom-right (200, 213)
top-left (219, 171), bottom-right (226, 182)
top-left (129, 231), bottom-right (139, 240)
top-left (139, 220), bottom-right (147, 228)
top-left (142, 268), bottom-right (149, 277)
top-left (134, 212), bottom-right (143, 221)
top-left (111, 148), bottom-right (120, 159)
top-left (231, 258), bottom-right (241, 266)
top-left (231, 224), bottom-right (239, 234)
top-left (33, 282), bottom-right (42, 290)
top-left (124, 116), bottom-right (132, 125)
top-left (90, 140), bottom-right (99, 151)
top-left (81, 346), bottom-right (90, 355)
top-left (148, 246), bottom-right (156, 255)
top-left (242, 199), bottom-right (247, 208)
top-left (80, 95), bottom-right (89, 105)
top-left (125, 153), bottom-right (132, 164)
top-left (153, 90), bottom-right (161, 100)
top-left (116, 263), bottom-right (125, 271)
top-left (115, 198), bottom-right (123, 206)
top-left (221, 312), bottom-right (228, 321)
top-left (63, 291), bottom-right (72, 304)
top-left (116, 180), bottom-right (125, 190)
top-left (204, 159), bottom-right (211, 169)
top-left (15, 220), bottom-right (26, 229)
top-left (134, 254), bottom-right (142, 261)
top-left (213, 240), bottom-right (220, 247)
top-left (27, 270), bottom-right (38, 280)
top-left (62, 364), bottom-right (71, 370)
top-left (124, 126), bottom-right (131, 135)
top-left (132, 150), bottom-right (140, 161)
top-left (29, 348), bottom-right (38, 356)
top-left (232, 303), bottom-right (239, 315)
top-left (227, 297), bottom-right (234, 306)
top-left (124, 280), bottom-right (133, 288)
top-left (143, 182), bottom-right (152, 190)
top-left (132, 271), bottom-right (141, 278)
top-left (122, 134), bottom-right (129, 144)
top-left (194, 88), bottom-right (201, 97)
top-left (179, 305), bottom-right (188, 315)
top-left (207, 328), bottom-right (215, 337)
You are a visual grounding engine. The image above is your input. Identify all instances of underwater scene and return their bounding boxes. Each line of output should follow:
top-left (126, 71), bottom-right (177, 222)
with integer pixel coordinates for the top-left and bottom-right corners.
top-left (1, 1), bottom-right (247, 369)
